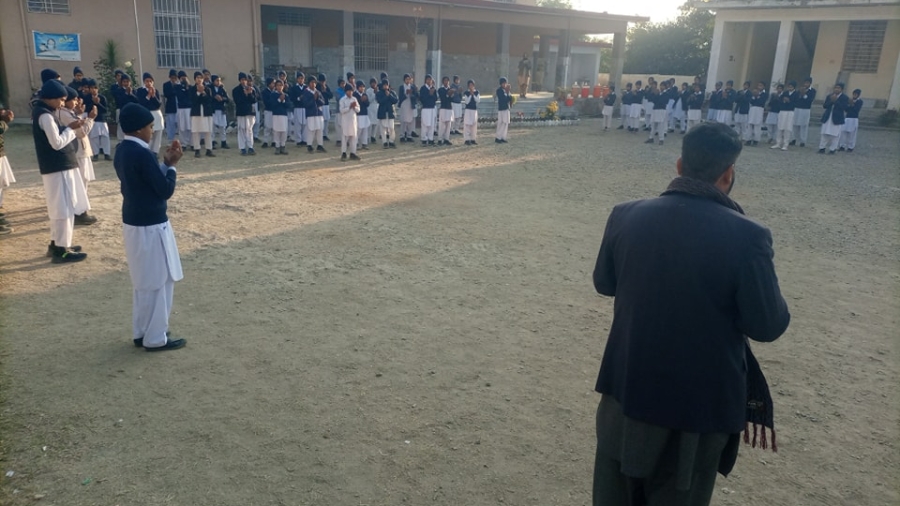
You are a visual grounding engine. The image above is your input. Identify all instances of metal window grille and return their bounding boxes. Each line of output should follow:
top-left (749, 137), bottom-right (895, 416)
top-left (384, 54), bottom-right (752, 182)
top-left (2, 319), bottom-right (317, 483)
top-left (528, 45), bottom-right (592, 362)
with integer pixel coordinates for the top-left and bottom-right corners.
top-left (152, 0), bottom-right (205, 69)
top-left (27, 0), bottom-right (70, 14)
top-left (354, 15), bottom-right (388, 72)
top-left (278, 10), bottom-right (311, 26)
top-left (841, 21), bottom-right (886, 74)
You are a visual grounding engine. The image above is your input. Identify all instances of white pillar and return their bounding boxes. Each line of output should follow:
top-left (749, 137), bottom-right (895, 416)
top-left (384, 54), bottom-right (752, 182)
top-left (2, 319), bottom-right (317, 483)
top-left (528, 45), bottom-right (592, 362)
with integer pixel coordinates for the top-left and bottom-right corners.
top-left (342, 11), bottom-right (355, 76)
top-left (706, 17), bottom-right (726, 92)
top-left (609, 31), bottom-right (625, 89)
top-left (888, 48), bottom-right (900, 110)
top-left (414, 33), bottom-right (427, 84)
top-left (771, 20), bottom-right (795, 90)
top-left (497, 23), bottom-right (511, 80)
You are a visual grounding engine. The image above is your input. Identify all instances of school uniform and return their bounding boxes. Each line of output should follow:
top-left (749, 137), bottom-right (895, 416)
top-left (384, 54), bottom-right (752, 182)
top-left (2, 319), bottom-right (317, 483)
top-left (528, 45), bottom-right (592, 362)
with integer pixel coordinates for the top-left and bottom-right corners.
top-left (84, 93), bottom-right (111, 157)
top-left (0, 119), bottom-right (15, 210)
top-left (302, 86), bottom-right (326, 150)
top-left (267, 89), bottom-right (290, 151)
top-left (818, 92), bottom-right (849, 153)
top-left (376, 87), bottom-right (398, 146)
top-left (619, 90), bottom-right (632, 129)
top-left (333, 87), bottom-right (344, 143)
top-left (355, 90), bottom-right (371, 147)
top-left (629, 89), bottom-right (644, 130)
top-left (115, 131), bottom-right (183, 350)
top-left (495, 85), bottom-right (512, 141)
top-left (175, 80), bottom-right (193, 145)
top-left (772, 90), bottom-right (796, 150)
top-left (366, 85), bottom-right (379, 141)
top-left (189, 85), bottom-right (214, 153)
top-left (707, 89), bottom-right (720, 122)
top-left (252, 85), bottom-right (262, 139)
top-left (437, 86), bottom-right (455, 143)
top-left (451, 82), bottom-right (464, 134)
top-left (318, 80), bottom-right (334, 139)
top-left (745, 92), bottom-right (767, 143)
top-left (687, 91), bottom-right (704, 129)
top-left (210, 84), bottom-right (229, 146)
top-left (733, 89), bottom-right (751, 139)
top-left (111, 83), bottom-right (125, 141)
top-left (232, 81), bottom-right (258, 152)
top-left (463, 89), bottom-right (480, 143)
top-left (136, 86), bottom-right (165, 154)
top-left (55, 107), bottom-right (95, 213)
top-left (648, 91), bottom-right (668, 143)
top-left (163, 79), bottom-right (179, 142)
top-left (288, 81), bottom-right (307, 145)
top-left (399, 82), bottom-right (418, 140)
top-left (839, 96), bottom-right (862, 151)
top-left (261, 85), bottom-right (274, 145)
top-left (419, 83), bottom-right (438, 143)
top-left (716, 88), bottom-right (735, 125)
top-left (764, 92), bottom-right (781, 141)
top-left (339, 94), bottom-right (360, 156)
top-left (33, 99), bottom-right (89, 253)
top-left (669, 89), bottom-right (685, 132)
top-left (642, 88), bottom-right (653, 128)
top-left (792, 87), bottom-right (816, 146)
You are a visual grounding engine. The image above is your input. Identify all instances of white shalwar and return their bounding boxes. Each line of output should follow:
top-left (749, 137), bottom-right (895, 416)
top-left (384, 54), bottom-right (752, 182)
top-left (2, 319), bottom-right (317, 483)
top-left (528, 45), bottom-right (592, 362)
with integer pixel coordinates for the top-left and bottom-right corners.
top-left (263, 110), bottom-right (274, 144)
top-left (380, 119), bottom-right (395, 145)
top-left (176, 107), bottom-right (192, 145)
top-left (818, 107), bottom-right (843, 152)
top-left (650, 109), bottom-right (667, 141)
top-left (213, 109), bottom-right (227, 144)
top-left (839, 118), bottom-right (859, 150)
top-left (775, 110), bottom-right (794, 148)
top-left (420, 108), bottom-right (436, 141)
top-left (463, 109), bottom-right (478, 142)
top-left (438, 108), bottom-right (454, 142)
top-left (452, 102), bottom-right (464, 132)
top-left (496, 110), bottom-right (510, 141)
top-left (792, 108), bottom-right (811, 145)
top-left (124, 221), bottom-right (184, 348)
top-left (339, 95), bottom-right (360, 155)
top-left (89, 121), bottom-right (111, 156)
top-left (745, 106), bottom-right (764, 142)
top-left (306, 115), bottom-right (324, 147)
top-left (602, 105), bottom-right (614, 129)
top-left (190, 111), bottom-right (212, 150)
top-left (366, 88), bottom-right (379, 140)
top-left (150, 109), bottom-right (165, 154)
top-left (272, 115), bottom-right (289, 148)
top-left (38, 113), bottom-right (89, 247)
top-left (293, 107), bottom-right (307, 143)
top-left (236, 115), bottom-right (255, 150)
top-left (357, 114), bottom-right (371, 146)
top-left (0, 156), bottom-right (15, 207)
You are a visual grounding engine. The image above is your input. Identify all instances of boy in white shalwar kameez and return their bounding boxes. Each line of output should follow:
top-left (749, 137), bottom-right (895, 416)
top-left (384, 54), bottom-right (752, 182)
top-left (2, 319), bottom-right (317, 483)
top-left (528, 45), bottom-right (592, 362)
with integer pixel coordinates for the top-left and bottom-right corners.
top-left (55, 86), bottom-right (98, 226)
top-left (32, 79), bottom-right (89, 263)
top-left (115, 103), bottom-right (186, 352)
top-left (339, 84), bottom-right (361, 161)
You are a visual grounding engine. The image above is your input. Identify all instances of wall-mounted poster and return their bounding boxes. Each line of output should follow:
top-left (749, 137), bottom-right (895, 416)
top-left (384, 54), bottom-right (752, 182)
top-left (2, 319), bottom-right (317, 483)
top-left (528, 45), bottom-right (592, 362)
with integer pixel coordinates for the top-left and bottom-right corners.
top-left (33, 31), bottom-right (81, 61)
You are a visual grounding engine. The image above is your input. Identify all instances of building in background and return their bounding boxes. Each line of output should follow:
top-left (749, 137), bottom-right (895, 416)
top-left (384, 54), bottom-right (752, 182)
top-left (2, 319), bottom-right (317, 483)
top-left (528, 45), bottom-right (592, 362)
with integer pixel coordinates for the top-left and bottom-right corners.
top-left (0, 0), bottom-right (644, 112)
top-left (697, 0), bottom-right (900, 109)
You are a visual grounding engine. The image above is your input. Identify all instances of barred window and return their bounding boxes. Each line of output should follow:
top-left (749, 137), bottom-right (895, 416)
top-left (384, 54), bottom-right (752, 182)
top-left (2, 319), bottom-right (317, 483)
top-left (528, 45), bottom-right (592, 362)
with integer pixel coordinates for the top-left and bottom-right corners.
top-left (278, 10), bottom-right (311, 26)
top-left (27, 0), bottom-right (70, 14)
top-left (354, 15), bottom-right (389, 72)
top-left (153, 0), bottom-right (205, 69)
top-left (841, 21), bottom-right (886, 74)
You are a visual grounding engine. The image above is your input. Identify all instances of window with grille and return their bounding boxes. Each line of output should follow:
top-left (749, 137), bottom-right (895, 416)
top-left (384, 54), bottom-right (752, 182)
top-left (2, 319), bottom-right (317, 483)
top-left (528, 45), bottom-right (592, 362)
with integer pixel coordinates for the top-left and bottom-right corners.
top-left (152, 0), bottom-right (205, 69)
top-left (354, 15), bottom-right (389, 72)
top-left (27, 0), bottom-right (70, 14)
top-left (278, 10), bottom-right (311, 26)
top-left (841, 21), bottom-right (886, 74)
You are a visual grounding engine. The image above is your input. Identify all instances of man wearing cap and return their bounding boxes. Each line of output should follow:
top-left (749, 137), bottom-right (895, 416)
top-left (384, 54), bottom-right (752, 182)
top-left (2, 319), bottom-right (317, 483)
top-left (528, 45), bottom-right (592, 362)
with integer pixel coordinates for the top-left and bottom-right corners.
top-left (163, 69), bottom-right (180, 143)
top-left (32, 79), bottom-right (89, 263)
top-left (232, 72), bottom-right (258, 156)
top-left (175, 70), bottom-right (193, 149)
top-left (115, 103), bottom-right (186, 352)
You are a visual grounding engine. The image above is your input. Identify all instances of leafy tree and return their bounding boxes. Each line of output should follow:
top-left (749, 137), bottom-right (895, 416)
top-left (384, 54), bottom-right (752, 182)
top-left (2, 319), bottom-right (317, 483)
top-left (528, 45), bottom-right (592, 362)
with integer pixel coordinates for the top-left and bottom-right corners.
top-left (623, 2), bottom-right (713, 76)
top-left (537, 0), bottom-right (573, 9)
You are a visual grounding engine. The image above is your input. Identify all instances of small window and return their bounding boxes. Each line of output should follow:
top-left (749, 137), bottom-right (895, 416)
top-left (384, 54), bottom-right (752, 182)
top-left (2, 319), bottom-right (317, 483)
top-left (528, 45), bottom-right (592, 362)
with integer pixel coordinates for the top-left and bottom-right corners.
top-left (354, 15), bottom-right (389, 72)
top-left (841, 21), bottom-right (886, 74)
top-left (27, 0), bottom-right (70, 14)
top-left (152, 0), bottom-right (205, 69)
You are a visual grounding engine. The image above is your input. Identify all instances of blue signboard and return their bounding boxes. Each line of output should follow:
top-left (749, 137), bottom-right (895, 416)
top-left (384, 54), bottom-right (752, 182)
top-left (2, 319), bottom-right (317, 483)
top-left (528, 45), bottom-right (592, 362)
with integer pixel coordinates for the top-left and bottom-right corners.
top-left (33, 31), bottom-right (81, 61)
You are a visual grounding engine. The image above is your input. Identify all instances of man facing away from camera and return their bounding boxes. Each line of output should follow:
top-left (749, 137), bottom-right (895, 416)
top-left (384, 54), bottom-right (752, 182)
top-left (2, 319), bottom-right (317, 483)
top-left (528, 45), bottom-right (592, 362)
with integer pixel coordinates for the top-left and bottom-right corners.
top-left (590, 122), bottom-right (791, 505)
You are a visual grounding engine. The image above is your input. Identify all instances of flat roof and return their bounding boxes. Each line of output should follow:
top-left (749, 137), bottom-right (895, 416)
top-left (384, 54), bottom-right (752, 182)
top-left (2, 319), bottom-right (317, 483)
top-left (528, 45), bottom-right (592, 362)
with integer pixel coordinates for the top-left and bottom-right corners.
top-left (410, 0), bottom-right (648, 23)
top-left (693, 0), bottom-right (900, 9)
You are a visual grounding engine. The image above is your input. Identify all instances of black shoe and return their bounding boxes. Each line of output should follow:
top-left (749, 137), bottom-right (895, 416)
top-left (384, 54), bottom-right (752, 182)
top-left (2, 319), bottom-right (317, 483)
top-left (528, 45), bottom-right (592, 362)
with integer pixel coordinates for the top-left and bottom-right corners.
top-left (422, 140), bottom-right (428, 146)
top-left (437, 140), bottom-right (444, 146)
top-left (91, 155), bottom-right (99, 162)
top-left (659, 140), bottom-right (664, 146)
top-left (411, 131), bottom-right (419, 137)
top-left (323, 135), bottom-right (330, 141)
top-left (296, 142), bottom-right (303, 147)
top-left (789, 140), bottom-right (796, 146)
top-left (195, 150), bottom-right (201, 158)
top-left (46, 242), bottom-right (83, 257)
top-left (847, 148), bottom-right (853, 153)
top-left (212, 141), bottom-right (218, 149)
top-left (253, 137), bottom-right (261, 143)
top-left (341, 153), bottom-right (348, 161)
top-left (799, 143), bottom-right (805, 147)
top-left (221, 141), bottom-right (230, 149)
top-left (74, 213), bottom-right (98, 226)
top-left (617, 125), bottom-right (624, 130)
top-left (350, 153), bottom-right (360, 161)
top-left (389, 142), bottom-right (396, 148)
top-left (464, 140), bottom-right (471, 145)
top-left (818, 148), bottom-right (826, 154)
top-left (429, 140), bottom-right (435, 146)
top-left (644, 138), bottom-right (654, 144)
top-left (838, 147), bottom-right (845, 152)
top-left (316, 145), bottom-right (326, 153)
top-left (371, 137), bottom-right (377, 143)
top-left (144, 338), bottom-right (186, 352)
top-left (361, 145), bottom-right (369, 150)
top-left (495, 138), bottom-right (501, 143)
top-left (308, 146), bottom-right (314, 153)
top-left (336, 140), bottom-right (342, 146)
top-left (444, 140), bottom-right (453, 146)
top-left (134, 331), bottom-right (171, 347)
top-left (262, 142), bottom-right (269, 148)
top-left (50, 246), bottom-right (87, 263)
top-left (471, 141), bottom-right (477, 145)
top-left (248, 148), bottom-right (256, 155)
top-left (828, 150), bottom-right (836, 155)
top-left (104, 155), bottom-right (112, 161)
top-left (206, 149), bottom-right (215, 157)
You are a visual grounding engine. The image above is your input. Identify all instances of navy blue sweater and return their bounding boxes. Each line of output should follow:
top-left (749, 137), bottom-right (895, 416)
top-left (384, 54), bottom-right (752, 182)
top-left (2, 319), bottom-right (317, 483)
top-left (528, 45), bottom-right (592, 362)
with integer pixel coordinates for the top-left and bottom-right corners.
top-left (376, 90), bottom-right (398, 120)
top-left (136, 87), bottom-right (162, 111)
top-left (84, 94), bottom-right (108, 122)
top-left (115, 139), bottom-right (177, 226)
top-left (496, 87), bottom-right (512, 111)
top-left (593, 193), bottom-right (790, 434)
top-left (163, 80), bottom-right (179, 114)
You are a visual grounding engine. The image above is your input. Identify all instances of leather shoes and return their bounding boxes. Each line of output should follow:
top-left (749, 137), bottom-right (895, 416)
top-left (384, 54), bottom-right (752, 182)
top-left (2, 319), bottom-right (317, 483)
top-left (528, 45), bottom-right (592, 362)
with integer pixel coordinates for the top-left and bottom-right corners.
top-left (134, 331), bottom-right (170, 347)
top-left (144, 337), bottom-right (186, 352)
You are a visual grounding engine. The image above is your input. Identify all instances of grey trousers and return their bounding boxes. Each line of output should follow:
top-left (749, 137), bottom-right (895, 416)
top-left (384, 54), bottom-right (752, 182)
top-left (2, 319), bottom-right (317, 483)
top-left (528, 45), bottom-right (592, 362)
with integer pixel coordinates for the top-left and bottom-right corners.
top-left (592, 395), bottom-right (735, 506)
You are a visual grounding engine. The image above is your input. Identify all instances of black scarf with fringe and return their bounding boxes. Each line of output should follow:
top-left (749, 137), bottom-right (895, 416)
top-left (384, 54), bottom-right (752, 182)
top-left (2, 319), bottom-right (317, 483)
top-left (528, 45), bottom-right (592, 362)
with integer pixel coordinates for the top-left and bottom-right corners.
top-left (661, 176), bottom-right (777, 452)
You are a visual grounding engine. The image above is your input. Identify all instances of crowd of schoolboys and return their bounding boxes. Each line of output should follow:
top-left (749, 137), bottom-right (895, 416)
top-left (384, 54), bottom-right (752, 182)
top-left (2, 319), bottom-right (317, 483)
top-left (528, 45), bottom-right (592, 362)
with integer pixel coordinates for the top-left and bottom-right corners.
top-left (599, 75), bottom-right (864, 153)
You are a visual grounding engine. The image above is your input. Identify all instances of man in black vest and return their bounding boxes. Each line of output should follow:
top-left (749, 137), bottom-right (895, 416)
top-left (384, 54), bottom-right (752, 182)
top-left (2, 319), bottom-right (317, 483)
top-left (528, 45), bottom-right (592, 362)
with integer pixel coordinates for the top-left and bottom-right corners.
top-left (591, 122), bottom-right (790, 505)
top-left (32, 79), bottom-right (89, 263)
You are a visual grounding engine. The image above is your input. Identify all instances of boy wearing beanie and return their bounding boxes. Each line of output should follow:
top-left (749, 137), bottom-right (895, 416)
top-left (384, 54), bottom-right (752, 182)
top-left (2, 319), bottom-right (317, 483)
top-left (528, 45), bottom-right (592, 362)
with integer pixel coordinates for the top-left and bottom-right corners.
top-left (32, 79), bottom-right (89, 263)
top-left (55, 86), bottom-right (98, 226)
top-left (232, 72), bottom-right (259, 155)
top-left (115, 103), bottom-right (186, 352)
top-left (495, 77), bottom-right (512, 143)
top-left (463, 79), bottom-right (480, 145)
top-left (339, 83), bottom-right (361, 161)
top-left (136, 72), bottom-right (165, 155)
top-left (163, 69), bottom-right (180, 143)
top-left (419, 75), bottom-right (438, 146)
top-left (210, 75), bottom-right (230, 149)
top-left (189, 71), bottom-right (215, 157)
top-left (83, 79), bottom-right (111, 161)
top-left (376, 79), bottom-right (398, 148)
top-left (302, 75), bottom-right (326, 153)
top-left (175, 70), bottom-right (193, 148)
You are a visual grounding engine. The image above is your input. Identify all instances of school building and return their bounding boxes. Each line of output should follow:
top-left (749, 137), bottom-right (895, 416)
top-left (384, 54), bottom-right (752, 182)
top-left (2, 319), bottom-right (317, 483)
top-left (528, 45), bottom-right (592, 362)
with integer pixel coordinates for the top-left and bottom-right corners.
top-left (699, 0), bottom-right (900, 109)
top-left (0, 0), bottom-right (645, 113)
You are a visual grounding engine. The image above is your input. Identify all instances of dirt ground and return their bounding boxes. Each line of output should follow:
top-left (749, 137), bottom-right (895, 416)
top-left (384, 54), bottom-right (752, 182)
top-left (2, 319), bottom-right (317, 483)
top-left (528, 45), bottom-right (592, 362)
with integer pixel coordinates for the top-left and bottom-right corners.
top-left (0, 121), bottom-right (897, 506)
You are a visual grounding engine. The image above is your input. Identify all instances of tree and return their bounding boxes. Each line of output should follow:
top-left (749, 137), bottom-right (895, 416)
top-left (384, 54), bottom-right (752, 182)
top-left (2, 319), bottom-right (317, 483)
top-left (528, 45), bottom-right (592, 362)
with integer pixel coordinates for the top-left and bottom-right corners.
top-left (537, 0), bottom-right (573, 9)
top-left (623, 2), bottom-right (713, 76)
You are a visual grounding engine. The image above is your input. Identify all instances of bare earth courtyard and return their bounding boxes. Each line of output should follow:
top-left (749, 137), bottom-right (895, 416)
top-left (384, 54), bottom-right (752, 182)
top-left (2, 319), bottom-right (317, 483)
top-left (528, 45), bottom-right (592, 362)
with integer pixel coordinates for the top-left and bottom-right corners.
top-left (0, 122), bottom-right (897, 505)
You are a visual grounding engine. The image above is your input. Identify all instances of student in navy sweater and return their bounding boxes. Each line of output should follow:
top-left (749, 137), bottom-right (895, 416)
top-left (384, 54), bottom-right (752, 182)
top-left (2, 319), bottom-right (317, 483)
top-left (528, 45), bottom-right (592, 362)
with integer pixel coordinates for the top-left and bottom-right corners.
top-left (210, 75), bottom-right (230, 149)
top-left (84, 79), bottom-right (111, 161)
top-left (839, 88), bottom-right (863, 152)
top-left (495, 77), bottom-right (512, 143)
top-left (302, 75), bottom-right (327, 153)
top-left (437, 76), bottom-right (455, 145)
top-left (163, 69), bottom-right (180, 143)
top-left (354, 81), bottom-right (372, 150)
top-left (232, 72), bottom-right (258, 156)
top-left (189, 72), bottom-right (215, 158)
top-left (592, 122), bottom-right (789, 504)
top-left (601, 85), bottom-right (616, 131)
top-left (175, 70), bottom-right (193, 148)
top-left (419, 74), bottom-right (438, 146)
top-left (32, 79), bottom-right (89, 263)
top-left (136, 72), bottom-right (165, 156)
top-left (115, 103), bottom-right (186, 352)
top-left (791, 77), bottom-right (817, 147)
top-left (267, 79), bottom-right (291, 155)
top-left (376, 79), bottom-right (398, 148)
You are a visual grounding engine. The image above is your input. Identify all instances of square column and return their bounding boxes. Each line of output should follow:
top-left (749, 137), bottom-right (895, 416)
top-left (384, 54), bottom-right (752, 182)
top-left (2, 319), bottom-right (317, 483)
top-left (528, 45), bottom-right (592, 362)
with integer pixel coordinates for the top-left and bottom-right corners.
top-left (888, 45), bottom-right (900, 109)
top-left (342, 11), bottom-right (355, 76)
top-left (705, 17), bottom-right (725, 92)
top-left (609, 31), bottom-right (625, 90)
top-left (497, 23), bottom-right (511, 81)
top-left (555, 29), bottom-right (571, 90)
top-left (771, 21), bottom-right (795, 90)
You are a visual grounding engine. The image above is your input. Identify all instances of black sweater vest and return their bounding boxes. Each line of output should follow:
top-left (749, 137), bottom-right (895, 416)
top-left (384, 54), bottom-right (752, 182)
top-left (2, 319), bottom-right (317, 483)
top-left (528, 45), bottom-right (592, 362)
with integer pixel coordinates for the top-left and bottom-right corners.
top-left (32, 103), bottom-right (77, 175)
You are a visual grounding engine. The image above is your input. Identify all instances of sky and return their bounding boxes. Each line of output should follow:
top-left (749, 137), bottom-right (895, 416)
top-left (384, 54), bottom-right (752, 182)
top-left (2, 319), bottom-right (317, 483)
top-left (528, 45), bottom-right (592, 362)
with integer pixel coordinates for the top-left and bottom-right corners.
top-left (575, 0), bottom-right (684, 23)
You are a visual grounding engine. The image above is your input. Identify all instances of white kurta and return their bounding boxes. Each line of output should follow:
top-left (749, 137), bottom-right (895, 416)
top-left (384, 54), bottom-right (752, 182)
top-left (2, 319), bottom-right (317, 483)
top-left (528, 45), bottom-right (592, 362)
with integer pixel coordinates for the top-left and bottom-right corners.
top-left (0, 156), bottom-right (16, 188)
top-left (176, 108), bottom-right (192, 131)
top-left (748, 106), bottom-right (764, 125)
top-left (151, 109), bottom-right (166, 131)
top-left (777, 111), bottom-right (794, 131)
top-left (125, 221), bottom-right (184, 290)
top-left (340, 96), bottom-right (360, 136)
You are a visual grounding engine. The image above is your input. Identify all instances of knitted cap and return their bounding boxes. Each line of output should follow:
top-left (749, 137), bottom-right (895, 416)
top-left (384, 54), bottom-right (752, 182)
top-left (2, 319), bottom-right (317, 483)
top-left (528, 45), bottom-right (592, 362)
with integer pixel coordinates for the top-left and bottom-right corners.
top-left (73, 66), bottom-right (83, 75)
top-left (41, 68), bottom-right (61, 83)
top-left (499, 77), bottom-right (508, 84)
top-left (169, 69), bottom-right (178, 77)
top-left (143, 72), bottom-right (154, 81)
top-left (194, 71), bottom-right (203, 79)
top-left (177, 70), bottom-right (187, 78)
top-left (39, 79), bottom-right (67, 99)
top-left (119, 103), bottom-right (155, 133)
top-left (317, 73), bottom-right (326, 82)
top-left (238, 72), bottom-right (248, 80)
top-left (211, 74), bottom-right (220, 82)
top-left (64, 86), bottom-right (78, 101)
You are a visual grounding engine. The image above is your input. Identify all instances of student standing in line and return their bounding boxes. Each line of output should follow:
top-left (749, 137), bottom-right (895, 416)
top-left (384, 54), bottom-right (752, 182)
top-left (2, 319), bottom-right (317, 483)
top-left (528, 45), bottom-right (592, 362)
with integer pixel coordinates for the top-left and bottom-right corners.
top-left (56, 86), bottom-right (98, 226)
top-left (419, 74), bottom-right (438, 146)
top-left (437, 76), bottom-right (455, 145)
top-left (232, 72), bottom-right (258, 156)
top-left (398, 74), bottom-right (418, 143)
top-left (791, 77), bottom-right (816, 147)
top-left (175, 70), bottom-right (193, 149)
top-left (367, 77), bottom-right (379, 144)
top-left (463, 79), bottom-right (480, 146)
top-left (733, 81), bottom-right (751, 138)
top-left (290, 72), bottom-right (308, 147)
top-left (495, 77), bottom-right (512, 143)
top-left (163, 69), bottom-right (179, 143)
top-left (354, 81), bottom-right (371, 151)
top-left (83, 79), bottom-right (111, 161)
top-left (686, 83), bottom-right (704, 131)
top-left (618, 83), bottom-right (632, 131)
top-left (68, 67), bottom-right (85, 91)
top-left (671, 83), bottom-right (687, 134)
top-left (376, 78), bottom-right (398, 149)
top-left (839, 89), bottom-right (862, 153)
top-left (744, 82), bottom-right (767, 146)
top-left (601, 85), bottom-right (616, 132)
top-left (451, 75), bottom-right (464, 135)
top-left (716, 80), bottom-right (735, 126)
top-left (317, 74), bottom-right (334, 141)
top-left (772, 81), bottom-right (796, 151)
top-left (707, 81), bottom-right (722, 122)
top-left (645, 82), bottom-right (668, 145)
top-left (333, 78), bottom-right (346, 146)
top-left (303, 75), bottom-right (326, 153)
top-left (629, 80), bottom-right (644, 133)
top-left (818, 82), bottom-right (849, 155)
top-left (261, 77), bottom-right (275, 148)
top-left (209, 75), bottom-right (230, 149)
top-left (339, 83), bottom-right (361, 161)
top-left (189, 72), bottom-right (215, 158)
top-left (764, 83), bottom-right (783, 144)
top-left (0, 108), bottom-right (16, 235)
top-left (268, 79), bottom-right (290, 155)
top-left (136, 72), bottom-right (165, 156)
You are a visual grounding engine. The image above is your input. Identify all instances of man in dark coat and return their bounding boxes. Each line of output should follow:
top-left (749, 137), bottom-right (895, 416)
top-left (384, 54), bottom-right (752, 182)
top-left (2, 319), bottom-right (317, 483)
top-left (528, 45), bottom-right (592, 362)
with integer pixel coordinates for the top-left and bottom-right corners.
top-left (591, 122), bottom-right (790, 505)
